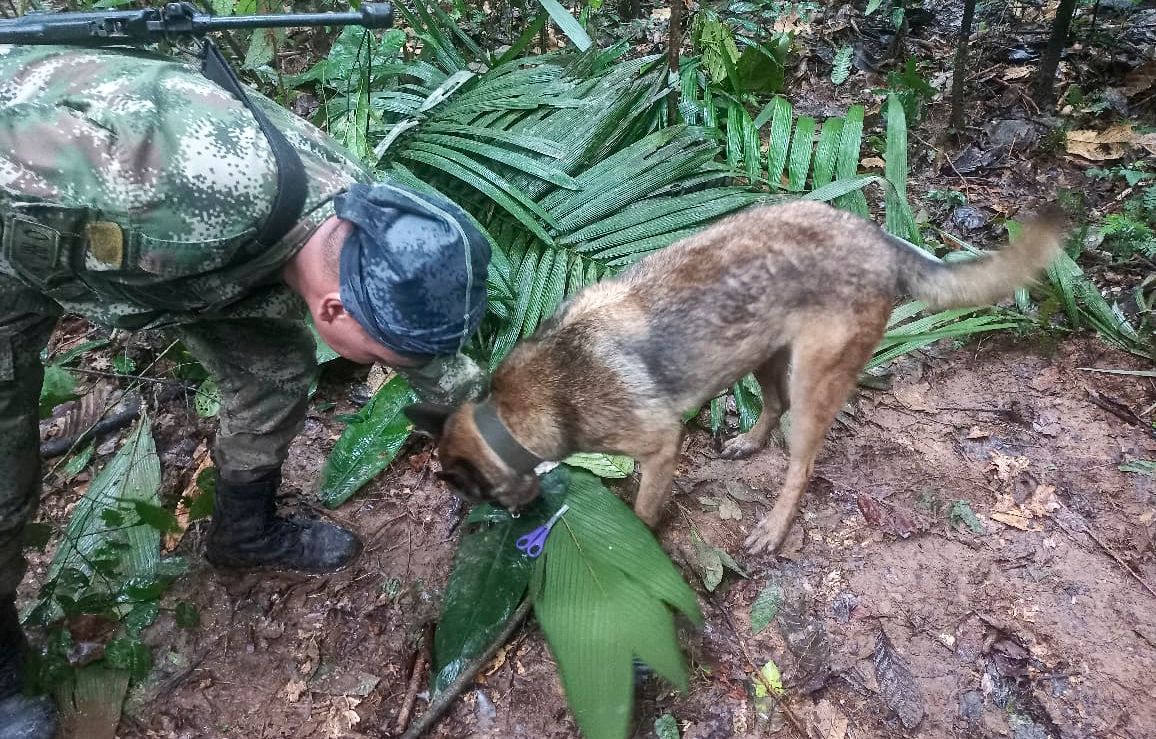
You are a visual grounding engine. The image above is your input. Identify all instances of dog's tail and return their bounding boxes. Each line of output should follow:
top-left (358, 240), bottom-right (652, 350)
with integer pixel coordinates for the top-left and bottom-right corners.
top-left (891, 214), bottom-right (1064, 309)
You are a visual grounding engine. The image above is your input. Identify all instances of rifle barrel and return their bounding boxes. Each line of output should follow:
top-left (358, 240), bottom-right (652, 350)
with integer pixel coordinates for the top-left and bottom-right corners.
top-left (0, 3), bottom-right (392, 45)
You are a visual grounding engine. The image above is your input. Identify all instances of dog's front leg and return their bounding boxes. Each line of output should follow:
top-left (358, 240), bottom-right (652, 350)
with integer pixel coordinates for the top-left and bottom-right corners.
top-left (632, 430), bottom-right (684, 527)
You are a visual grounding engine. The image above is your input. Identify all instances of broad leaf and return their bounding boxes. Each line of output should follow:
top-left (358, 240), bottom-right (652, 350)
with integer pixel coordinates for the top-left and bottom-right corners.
top-left (38, 416), bottom-right (162, 623)
top-left (533, 468), bottom-right (702, 739)
top-left (318, 375), bottom-right (416, 508)
top-left (431, 497), bottom-right (558, 694)
top-left (535, 0), bottom-right (593, 51)
top-left (563, 453), bottom-right (635, 478)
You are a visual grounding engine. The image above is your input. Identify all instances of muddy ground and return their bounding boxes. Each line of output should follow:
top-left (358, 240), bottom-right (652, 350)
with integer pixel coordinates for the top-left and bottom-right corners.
top-left (20, 332), bottom-right (1156, 739)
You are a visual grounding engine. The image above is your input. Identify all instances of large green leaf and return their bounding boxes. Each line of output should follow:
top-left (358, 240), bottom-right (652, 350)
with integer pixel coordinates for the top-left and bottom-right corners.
top-left (317, 376), bottom-right (417, 508)
top-left (883, 93), bottom-right (918, 242)
top-left (532, 468), bottom-right (702, 739)
top-left (535, 0), bottom-right (593, 51)
top-left (40, 415), bottom-right (162, 622)
top-left (431, 500), bottom-right (557, 694)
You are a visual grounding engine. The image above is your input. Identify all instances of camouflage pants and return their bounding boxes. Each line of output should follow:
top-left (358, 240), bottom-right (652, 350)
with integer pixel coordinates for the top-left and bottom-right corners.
top-left (0, 274), bottom-right (317, 596)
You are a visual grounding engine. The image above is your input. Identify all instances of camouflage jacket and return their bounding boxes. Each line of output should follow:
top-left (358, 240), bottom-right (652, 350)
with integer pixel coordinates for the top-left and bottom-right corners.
top-left (0, 44), bottom-right (371, 329)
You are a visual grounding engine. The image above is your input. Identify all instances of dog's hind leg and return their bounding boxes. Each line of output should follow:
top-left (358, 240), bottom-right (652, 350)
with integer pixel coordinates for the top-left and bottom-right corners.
top-left (632, 427), bottom-right (685, 528)
top-left (720, 347), bottom-right (791, 460)
top-left (745, 308), bottom-right (888, 554)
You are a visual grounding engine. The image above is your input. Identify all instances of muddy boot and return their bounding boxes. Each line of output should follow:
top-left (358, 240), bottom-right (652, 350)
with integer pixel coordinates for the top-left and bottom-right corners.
top-left (0, 597), bottom-right (58, 739)
top-left (204, 471), bottom-right (362, 573)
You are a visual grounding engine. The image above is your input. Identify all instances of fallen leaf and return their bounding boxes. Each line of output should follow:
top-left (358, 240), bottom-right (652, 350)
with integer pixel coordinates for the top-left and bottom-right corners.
top-left (856, 494), bottom-right (921, 538)
top-left (1002, 65), bottom-right (1032, 80)
top-left (654, 713), bottom-right (680, 739)
top-left (989, 510), bottom-right (1031, 530)
top-left (813, 698), bottom-right (849, 739)
top-left (1027, 485), bottom-right (1059, 516)
top-left (873, 627), bottom-right (925, 729)
top-left (860, 156), bottom-right (886, 169)
top-left (967, 427), bottom-right (991, 439)
top-left (724, 480), bottom-right (764, 503)
top-left (164, 443), bottom-right (211, 553)
top-left (750, 582), bottom-right (783, 635)
top-left (988, 452), bottom-right (1031, 482)
top-left (1066, 125), bottom-right (1156, 161)
top-left (718, 498), bottom-right (743, 521)
top-left (754, 659), bottom-right (784, 697)
top-left (777, 590), bottom-right (831, 694)
top-left (284, 678), bottom-right (307, 703)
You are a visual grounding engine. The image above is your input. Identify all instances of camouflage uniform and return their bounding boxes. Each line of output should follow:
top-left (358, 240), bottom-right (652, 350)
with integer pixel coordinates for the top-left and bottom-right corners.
top-left (0, 44), bottom-right (371, 594)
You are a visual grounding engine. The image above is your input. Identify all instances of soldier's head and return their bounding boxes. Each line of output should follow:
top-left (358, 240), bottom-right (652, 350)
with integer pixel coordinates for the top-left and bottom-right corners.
top-left (294, 182), bottom-right (491, 374)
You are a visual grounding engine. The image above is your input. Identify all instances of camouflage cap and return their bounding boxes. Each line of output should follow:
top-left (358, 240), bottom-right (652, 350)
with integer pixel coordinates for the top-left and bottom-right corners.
top-left (334, 181), bottom-right (490, 359)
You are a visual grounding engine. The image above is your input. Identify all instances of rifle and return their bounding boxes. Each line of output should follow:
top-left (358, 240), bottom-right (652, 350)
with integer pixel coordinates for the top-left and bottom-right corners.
top-left (0, 2), bottom-right (394, 45)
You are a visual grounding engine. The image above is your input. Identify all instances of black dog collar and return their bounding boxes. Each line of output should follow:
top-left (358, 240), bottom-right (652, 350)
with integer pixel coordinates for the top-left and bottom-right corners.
top-left (473, 401), bottom-right (544, 474)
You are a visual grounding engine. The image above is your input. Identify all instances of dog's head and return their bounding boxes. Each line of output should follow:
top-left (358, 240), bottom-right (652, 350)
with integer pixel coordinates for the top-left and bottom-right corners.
top-left (404, 402), bottom-right (541, 512)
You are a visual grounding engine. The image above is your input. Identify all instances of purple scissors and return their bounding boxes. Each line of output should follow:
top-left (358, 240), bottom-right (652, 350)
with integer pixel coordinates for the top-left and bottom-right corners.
top-left (515, 504), bottom-right (570, 558)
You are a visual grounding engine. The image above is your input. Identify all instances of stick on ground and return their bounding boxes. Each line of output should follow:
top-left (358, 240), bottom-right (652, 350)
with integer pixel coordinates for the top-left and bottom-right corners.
top-left (399, 597), bottom-right (533, 739)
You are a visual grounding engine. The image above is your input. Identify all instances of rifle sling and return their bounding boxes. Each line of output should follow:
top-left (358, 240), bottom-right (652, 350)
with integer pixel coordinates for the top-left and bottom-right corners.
top-left (199, 39), bottom-right (307, 249)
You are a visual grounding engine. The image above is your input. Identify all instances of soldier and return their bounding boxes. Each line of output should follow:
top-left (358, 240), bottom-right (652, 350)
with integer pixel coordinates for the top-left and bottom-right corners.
top-left (0, 44), bottom-right (490, 737)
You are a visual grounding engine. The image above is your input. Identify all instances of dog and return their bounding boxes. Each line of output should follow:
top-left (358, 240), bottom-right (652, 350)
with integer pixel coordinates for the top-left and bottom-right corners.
top-left (404, 200), bottom-right (1062, 554)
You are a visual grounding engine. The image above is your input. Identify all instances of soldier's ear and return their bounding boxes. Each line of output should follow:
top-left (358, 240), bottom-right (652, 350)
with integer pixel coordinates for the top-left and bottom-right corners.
top-left (404, 403), bottom-right (454, 438)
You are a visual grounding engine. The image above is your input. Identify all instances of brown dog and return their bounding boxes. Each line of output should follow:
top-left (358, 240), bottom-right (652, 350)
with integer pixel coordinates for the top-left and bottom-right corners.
top-left (405, 201), bottom-right (1062, 554)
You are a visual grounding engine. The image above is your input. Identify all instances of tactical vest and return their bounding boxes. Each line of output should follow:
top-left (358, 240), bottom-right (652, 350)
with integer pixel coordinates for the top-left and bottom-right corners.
top-left (0, 43), bottom-right (370, 327)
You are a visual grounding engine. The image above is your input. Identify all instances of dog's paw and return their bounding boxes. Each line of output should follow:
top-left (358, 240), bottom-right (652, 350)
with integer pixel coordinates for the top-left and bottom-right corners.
top-left (744, 516), bottom-right (789, 555)
top-left (719, 434), bottom-right (767, 460)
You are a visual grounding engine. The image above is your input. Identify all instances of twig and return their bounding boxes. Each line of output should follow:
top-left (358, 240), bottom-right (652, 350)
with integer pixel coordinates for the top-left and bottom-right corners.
top-left (394, 623), bottom-right (434, 735)
top-left (1052, 512), bottom-right (1156, 599)
top-left (702, 582), bottom-right (808, 738)
top-left (66, 366), bottom-right (193, 388)
top-left (399, 597), bottom-right (533, 739)
top-left (1085, 389), bottom-right (1156, 439)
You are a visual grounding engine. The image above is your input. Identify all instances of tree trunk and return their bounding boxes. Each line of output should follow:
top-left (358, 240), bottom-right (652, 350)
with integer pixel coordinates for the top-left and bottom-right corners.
top-left (667, 0), bottom-right (683, 126)
top-left (949, 0), bottom-right (977, 130)
top-left (1034, 0), bottom-right (1078, 107)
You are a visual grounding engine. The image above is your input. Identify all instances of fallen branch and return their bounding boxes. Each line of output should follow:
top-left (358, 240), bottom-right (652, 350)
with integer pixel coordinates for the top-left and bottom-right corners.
top-left (1086, 389), bottom-right (1156, 440)
top-left (394, 623), bottom-right (434, 735)
top-left (399, 597), bottom-right (533, 739)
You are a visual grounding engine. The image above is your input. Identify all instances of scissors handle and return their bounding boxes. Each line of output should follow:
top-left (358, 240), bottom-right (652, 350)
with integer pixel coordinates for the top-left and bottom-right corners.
top-left (516, 529), bottom-right (548, 558)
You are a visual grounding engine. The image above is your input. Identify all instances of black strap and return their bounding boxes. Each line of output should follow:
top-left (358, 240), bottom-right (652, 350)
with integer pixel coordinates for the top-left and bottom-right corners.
top-left (199, 39), bottom-right (307, 248)
top-left (473, 401), bottom-right (543, 474)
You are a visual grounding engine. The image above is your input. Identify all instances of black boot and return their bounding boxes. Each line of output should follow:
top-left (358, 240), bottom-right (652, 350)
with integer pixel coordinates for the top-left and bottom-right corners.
top-left (204, 471), bottom-right (362, 573)
top-left (0, 598), bottom-right (58, 739)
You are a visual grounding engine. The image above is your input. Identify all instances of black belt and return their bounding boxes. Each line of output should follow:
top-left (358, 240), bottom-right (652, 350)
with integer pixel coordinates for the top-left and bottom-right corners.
top-left (198, 40), bottom-right (306, 249)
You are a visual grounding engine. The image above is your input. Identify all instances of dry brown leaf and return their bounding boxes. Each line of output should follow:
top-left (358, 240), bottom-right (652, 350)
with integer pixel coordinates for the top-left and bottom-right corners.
top-left (860, 156), bottom-right (886, 170)
top-left (988, 452), bottom-right (1031, 482)
top-left (773, 10), bottom-right (806, 33)
top-left (1066, 125), bottom-right (1156, 161)
top-left (284, 679), bottom-right (307, 703)
top-left (1027, 484), bottom-right (1059, 516)
top-left (1002, 65), bottom-right (1032, 81)
top-left (164, 442), bottom-right (212, 552)
top-left (989, 510), bottom-right (1031, 530)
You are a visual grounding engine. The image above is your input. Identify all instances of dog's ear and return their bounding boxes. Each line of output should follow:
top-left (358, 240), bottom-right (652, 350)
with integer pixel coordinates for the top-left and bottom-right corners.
top-left (403, 402), bottom-right (454, 438)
